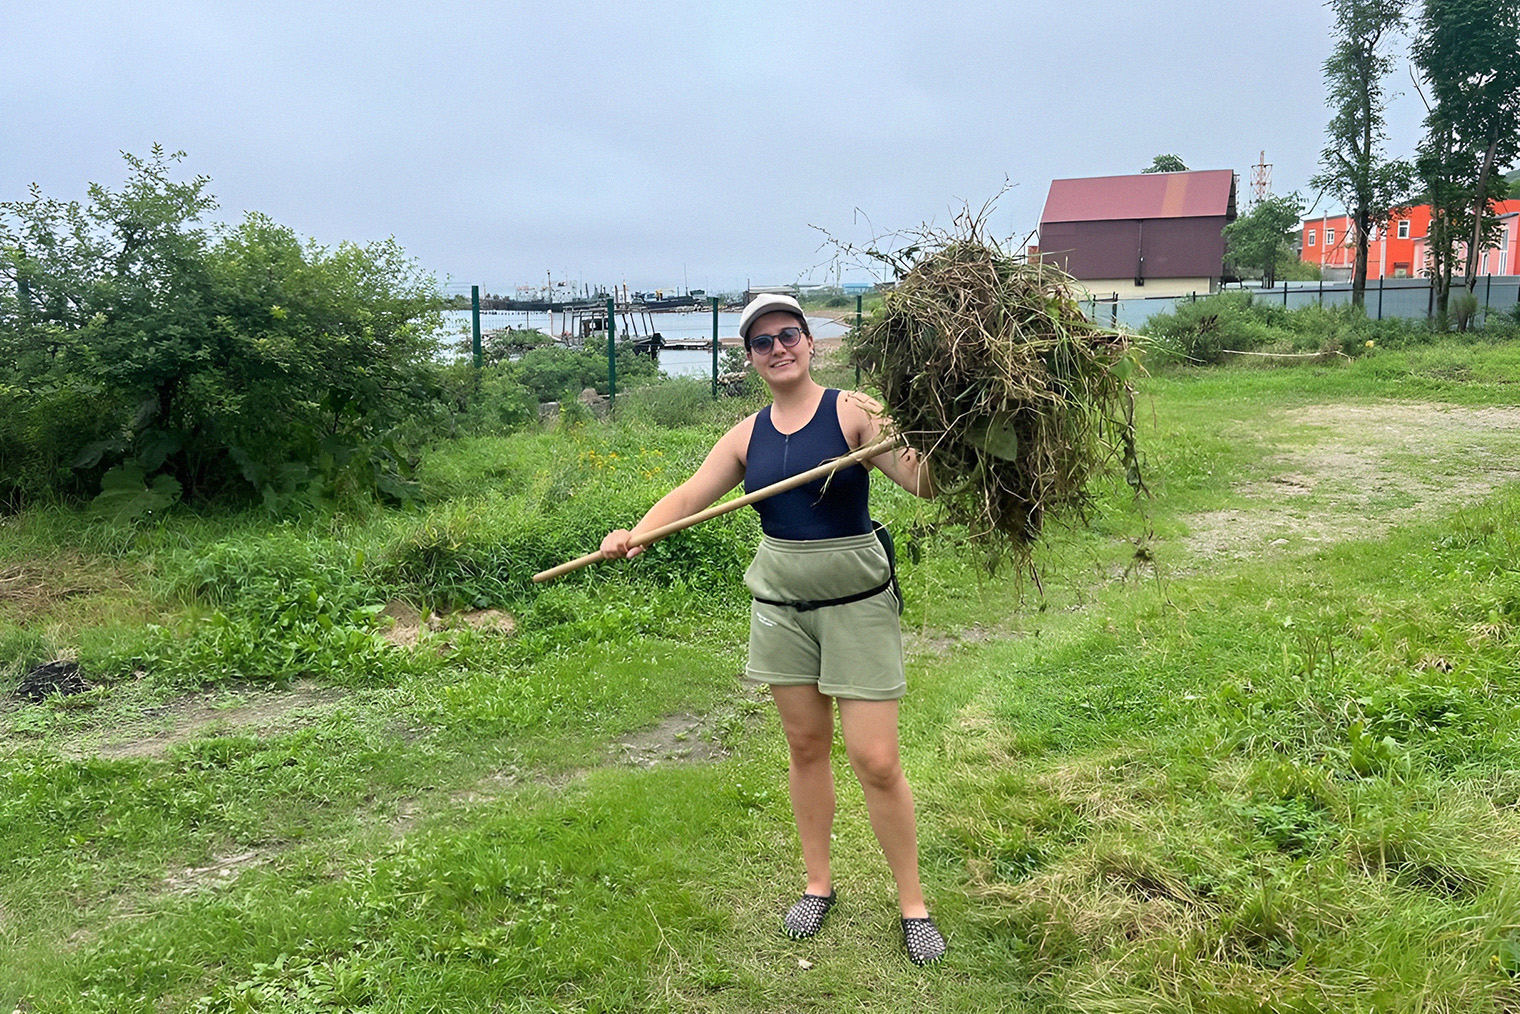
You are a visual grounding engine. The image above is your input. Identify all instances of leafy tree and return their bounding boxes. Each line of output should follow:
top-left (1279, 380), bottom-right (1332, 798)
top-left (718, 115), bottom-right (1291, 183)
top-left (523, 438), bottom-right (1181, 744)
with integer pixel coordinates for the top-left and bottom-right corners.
top-left (1143, 154), bottom-right (1189, 174)
top-left (1223, 193), bottom-right (1306, 288)
top-left (1412, 119), bottom-right (1475, 320)
top-left (1310, 0), bottom-right (1413, 309)
top-left (1275, 252), bottom-right (1324, 282)
top-left (1411, 0), bottom-right (1520, 317)
top-left (0, 148), bottom-right (444, 512)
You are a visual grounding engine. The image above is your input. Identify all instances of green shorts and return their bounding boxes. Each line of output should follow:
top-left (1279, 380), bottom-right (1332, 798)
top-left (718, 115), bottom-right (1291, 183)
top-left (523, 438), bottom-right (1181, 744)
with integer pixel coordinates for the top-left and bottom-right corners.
top-left (742, 532), bottom-right (906, 701)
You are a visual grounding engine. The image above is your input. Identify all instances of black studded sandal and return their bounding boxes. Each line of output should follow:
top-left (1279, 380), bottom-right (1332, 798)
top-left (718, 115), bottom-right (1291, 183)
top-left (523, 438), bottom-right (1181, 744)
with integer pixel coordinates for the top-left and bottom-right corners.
top-left (782, 891), bottom-right (837, 939)
top-left (901, 915), bottom-right (947, 965)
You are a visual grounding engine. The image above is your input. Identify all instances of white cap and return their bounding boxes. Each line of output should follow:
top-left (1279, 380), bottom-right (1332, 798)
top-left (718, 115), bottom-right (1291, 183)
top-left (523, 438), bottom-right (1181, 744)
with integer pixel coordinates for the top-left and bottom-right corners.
top-left (738, 293), bottom-right (809, 341)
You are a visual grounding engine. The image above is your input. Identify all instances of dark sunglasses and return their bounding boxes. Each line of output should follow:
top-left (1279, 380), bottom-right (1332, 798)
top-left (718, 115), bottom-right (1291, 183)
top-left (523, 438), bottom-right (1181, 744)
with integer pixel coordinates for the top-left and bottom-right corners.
top-left (746, 326), bottom-right (806, 355)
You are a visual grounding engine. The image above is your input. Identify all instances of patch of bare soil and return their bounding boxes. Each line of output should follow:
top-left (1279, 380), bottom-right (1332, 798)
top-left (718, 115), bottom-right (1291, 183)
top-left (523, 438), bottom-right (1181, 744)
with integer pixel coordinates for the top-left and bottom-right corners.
top-left (611, 712), bottom-right (732, 767)
top-left (378, 600), bottom-right (515, 649)
top-left (82, 681), bottom-right (347, 760)
top-left (905, 622), bottom-right (1002, 657)
top-left (0, 553), bottom-right (129, 622)
top-left (163, 849), bottom-right (268, 893)
top-left (456, 609), bottom-right (516, 635)
top-left (1183, 402), bottom-right (1520, 562)
top-left (378, 600), bottom-right (431, 647)
top-left (433, 710), bottom-right (754, 818)
top-left (446, 764), bottom-right (582, 810)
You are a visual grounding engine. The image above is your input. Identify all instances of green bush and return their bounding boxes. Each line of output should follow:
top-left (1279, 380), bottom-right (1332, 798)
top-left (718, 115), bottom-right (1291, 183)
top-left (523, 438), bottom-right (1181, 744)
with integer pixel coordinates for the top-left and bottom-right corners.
top-left (1142, 293), bottom-right (1282, 364)
top-left (0, 149), bottom-right (444, 512)
top-left (74, 527), bottom-right (405, 687)
top-left (435, 361), bottom-right (539, 437)
top-left (618, 378), bottom-right (716, 429)
top-left (615, 376), bottom-right (769, 430)
top-left (515, 343), bottom-right (661, 403)
top-left (165, 528), bottom-right (373, 614)
top-left (1142, 293), bottom-right (1443, 365)
top-left (377, 480), bottom-right (757, 610)
top-left (0, 382), bottom-right (125, 509)
top-left (378, 424), bottom-right (756, 610)
top-left (468, 327), bottom-right (555, 365)
top-left (1450, 292), bottom-right (1479, 332)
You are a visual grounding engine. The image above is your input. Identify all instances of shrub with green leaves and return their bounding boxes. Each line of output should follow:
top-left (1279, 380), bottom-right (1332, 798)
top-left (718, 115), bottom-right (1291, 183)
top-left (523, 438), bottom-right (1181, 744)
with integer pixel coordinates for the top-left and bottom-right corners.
top-left (433, 361), bottom-right (539, 437)
top-left (1143, 292), bottom-right (1439, 364)
top-left (514, 342), bottom-right (661, 403)
top-left (378, 478), bottom-right (757, 610)
top-left (0, 148), bottom-right (443, 512)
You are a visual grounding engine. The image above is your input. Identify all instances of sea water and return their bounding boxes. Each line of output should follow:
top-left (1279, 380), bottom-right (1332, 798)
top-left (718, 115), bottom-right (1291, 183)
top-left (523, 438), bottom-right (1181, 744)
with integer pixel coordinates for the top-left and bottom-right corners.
top-left (440, 309), bottom-right (849, 378)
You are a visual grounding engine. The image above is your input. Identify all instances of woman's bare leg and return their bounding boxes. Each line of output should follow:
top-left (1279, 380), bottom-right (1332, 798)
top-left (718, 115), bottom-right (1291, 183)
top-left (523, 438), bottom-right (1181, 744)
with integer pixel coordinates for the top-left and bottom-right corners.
top-left (837, 698), bottom-right (927, 917)
top-left (771, 684), bottom-right (836, 896)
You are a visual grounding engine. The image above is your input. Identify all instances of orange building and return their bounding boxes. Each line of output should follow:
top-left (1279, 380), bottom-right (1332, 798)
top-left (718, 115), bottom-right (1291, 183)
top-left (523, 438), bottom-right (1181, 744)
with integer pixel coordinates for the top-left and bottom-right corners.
top-left (1302, 201), bottom-right (1520, 279)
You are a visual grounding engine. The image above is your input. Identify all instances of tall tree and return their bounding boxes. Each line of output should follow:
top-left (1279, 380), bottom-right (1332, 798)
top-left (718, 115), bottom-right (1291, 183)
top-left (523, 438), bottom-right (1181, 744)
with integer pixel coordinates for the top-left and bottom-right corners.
top-left (1411, 0), bottom-right (1520, 304)
top-left (1143, 154), bottom-right (1189, 174)
top-left (1310, 0), bottom-right (1412, 310)
top-left (1412, 116), bottom-right (1473, 319)
top-left (1223, 192), bottom-right (1306, 288)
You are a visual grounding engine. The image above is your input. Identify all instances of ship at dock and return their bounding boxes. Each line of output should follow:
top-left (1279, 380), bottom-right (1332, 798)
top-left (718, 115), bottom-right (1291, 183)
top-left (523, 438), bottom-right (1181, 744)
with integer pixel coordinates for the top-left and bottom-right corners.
top-left (631, 288), bottom-right (705, 311)
top-left (460, 284), bottom-right (712, 313)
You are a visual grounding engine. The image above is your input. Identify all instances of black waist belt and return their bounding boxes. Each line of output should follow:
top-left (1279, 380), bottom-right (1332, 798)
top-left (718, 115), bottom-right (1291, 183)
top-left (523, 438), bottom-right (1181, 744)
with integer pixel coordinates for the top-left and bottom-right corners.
top-left (752, 579), bottom-right (894, 613)
top-left (752, 522), bottom-right (903, 615)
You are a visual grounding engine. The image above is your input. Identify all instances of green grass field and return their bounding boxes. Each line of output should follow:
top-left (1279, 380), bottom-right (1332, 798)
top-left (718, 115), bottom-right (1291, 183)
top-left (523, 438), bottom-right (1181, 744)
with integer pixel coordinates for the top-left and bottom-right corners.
top-left (4, 343), bottom-right (1520, 1012)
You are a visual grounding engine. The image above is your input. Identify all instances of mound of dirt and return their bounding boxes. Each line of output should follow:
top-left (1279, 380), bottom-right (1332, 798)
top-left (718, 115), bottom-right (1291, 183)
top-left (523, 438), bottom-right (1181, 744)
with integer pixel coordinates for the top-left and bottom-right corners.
top-left (378, 601), bottom-right (515, 648)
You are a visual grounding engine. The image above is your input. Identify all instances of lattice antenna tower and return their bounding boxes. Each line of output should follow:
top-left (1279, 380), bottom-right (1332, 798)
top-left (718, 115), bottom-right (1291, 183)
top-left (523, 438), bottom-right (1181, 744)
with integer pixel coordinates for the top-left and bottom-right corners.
top-left (1250, 150), bottom-right (1273, 208)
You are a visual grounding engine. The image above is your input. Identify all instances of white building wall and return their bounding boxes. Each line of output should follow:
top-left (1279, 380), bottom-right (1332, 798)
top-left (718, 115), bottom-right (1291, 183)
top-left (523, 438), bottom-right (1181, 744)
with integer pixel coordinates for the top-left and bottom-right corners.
top-left (1076, 277), bottom-right (1217, 300)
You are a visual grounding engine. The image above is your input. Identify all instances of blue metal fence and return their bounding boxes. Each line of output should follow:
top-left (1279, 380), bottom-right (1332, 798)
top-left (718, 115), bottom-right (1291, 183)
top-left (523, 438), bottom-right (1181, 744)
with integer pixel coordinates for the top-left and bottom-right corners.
top-left (1085, 276), bottom-right (1520, 329)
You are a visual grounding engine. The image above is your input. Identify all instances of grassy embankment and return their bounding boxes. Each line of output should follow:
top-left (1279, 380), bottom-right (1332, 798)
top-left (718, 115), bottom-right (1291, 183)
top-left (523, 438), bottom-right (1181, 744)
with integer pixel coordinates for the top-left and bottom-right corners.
top-left (798, 291), bottom-right (886, 321)
top-left (4, 339), bottom-right (1520, 1011)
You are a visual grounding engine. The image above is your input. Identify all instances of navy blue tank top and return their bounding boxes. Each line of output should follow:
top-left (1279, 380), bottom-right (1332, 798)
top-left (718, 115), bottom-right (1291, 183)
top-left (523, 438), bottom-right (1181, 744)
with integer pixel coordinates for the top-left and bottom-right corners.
top-left (744, 389), bottom-right (871, 540)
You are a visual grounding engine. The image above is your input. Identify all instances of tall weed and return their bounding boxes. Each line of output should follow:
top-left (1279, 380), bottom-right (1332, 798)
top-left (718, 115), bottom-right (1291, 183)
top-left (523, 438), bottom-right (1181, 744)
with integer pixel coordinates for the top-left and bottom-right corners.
top-left (1144, 293), bottom-right (1432, 365)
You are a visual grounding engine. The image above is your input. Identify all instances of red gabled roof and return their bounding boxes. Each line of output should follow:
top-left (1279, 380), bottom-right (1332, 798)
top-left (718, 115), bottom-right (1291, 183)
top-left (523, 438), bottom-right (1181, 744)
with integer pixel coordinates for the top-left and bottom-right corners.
top-left (1041, 169), bottom-right (1236, 224)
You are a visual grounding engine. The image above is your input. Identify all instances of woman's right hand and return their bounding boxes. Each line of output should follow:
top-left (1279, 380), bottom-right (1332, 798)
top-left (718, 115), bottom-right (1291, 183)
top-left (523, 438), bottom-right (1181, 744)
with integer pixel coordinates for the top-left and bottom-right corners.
top-left (600, 529), bottom-right (644, 560)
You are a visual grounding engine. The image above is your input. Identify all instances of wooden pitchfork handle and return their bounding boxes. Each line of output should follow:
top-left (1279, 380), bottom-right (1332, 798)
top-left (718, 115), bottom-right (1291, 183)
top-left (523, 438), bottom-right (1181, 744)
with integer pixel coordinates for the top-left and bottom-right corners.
top-left (532, 434), bottom-right (904, 583)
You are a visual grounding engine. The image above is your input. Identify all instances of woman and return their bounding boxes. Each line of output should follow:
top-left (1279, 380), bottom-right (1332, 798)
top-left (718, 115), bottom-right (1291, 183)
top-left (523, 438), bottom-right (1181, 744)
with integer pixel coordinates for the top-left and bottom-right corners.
top-left (599, 293), bottom-right (946, 965)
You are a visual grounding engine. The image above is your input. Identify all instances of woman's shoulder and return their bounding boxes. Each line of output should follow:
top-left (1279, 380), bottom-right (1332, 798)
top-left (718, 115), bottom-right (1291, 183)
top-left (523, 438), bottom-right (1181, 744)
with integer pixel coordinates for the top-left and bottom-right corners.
top-left (836, 389), bottom-right (882, 409)
top-left (835, 389), bottom-right (885, 422)
top-left (833, 390), bottom-right (888, 449)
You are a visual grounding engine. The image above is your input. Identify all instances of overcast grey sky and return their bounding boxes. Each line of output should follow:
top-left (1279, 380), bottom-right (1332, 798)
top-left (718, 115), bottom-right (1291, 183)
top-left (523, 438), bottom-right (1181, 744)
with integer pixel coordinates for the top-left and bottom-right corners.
top-left (1, 1), bottom-right (1430, 295)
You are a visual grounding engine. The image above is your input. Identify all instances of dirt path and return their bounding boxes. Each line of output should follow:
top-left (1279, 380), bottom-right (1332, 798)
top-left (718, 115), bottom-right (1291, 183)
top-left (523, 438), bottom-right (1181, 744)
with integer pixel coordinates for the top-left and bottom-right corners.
top-left (1183, 401), bottom-right (1520, 562)
top-left (62, 681), bottom-right (349, 760)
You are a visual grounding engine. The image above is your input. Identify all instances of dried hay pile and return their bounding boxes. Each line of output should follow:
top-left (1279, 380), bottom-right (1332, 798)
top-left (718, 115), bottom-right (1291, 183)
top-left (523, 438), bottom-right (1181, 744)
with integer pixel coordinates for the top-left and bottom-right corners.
top-left (849, 226), bottom-right (1142, 563)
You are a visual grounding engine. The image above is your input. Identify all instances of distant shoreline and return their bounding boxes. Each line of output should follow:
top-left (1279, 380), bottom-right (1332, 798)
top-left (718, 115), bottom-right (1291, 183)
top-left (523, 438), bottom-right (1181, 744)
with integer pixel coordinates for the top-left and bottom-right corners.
top-left (801, 307), bottom-right (857, 323)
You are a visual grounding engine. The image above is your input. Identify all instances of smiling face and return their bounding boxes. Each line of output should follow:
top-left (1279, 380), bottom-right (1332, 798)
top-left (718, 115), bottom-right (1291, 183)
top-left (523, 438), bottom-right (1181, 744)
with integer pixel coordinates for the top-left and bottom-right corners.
top-left (745, 310), bottom-right (813, 384)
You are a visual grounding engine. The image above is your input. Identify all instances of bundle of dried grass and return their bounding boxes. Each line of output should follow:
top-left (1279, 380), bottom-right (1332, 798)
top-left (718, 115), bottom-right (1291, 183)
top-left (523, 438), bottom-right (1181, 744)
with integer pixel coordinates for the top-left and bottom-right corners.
top-left (849, 222), bottom-right (1142, 563)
